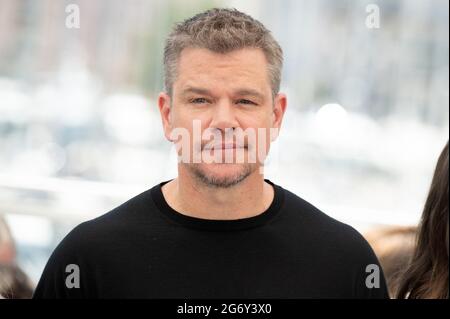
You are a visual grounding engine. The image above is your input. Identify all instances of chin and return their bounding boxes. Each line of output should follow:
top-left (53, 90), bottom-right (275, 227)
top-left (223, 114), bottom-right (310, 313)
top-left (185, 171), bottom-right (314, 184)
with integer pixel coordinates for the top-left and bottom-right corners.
top-left (204, 163), bottom-right (246, 176)
top-left (190, 163), bottom-right (255, 188)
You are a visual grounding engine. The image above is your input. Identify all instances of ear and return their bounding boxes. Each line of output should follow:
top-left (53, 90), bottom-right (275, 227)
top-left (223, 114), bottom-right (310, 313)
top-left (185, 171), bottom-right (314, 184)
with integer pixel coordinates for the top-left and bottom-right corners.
top-left (271, 93), bottom-right (287, 140)
top-left (158, 92), bottom-right (173, 142)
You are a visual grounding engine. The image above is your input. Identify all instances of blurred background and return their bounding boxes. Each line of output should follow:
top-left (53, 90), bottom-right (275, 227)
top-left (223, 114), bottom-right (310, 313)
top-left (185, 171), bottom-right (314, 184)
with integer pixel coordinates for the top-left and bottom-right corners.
top-left (0, 0), bottom-right (448, 287)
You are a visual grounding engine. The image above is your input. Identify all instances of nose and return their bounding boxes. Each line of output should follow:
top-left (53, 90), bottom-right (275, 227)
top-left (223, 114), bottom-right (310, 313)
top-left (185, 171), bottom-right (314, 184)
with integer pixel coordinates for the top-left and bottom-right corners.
top-left (209, 99), bottom-right (239, 133)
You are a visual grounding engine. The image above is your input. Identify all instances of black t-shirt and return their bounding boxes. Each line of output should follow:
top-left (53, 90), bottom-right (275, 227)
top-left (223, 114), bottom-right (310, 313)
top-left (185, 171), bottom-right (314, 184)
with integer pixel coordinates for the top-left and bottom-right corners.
top-left (33, 179), bottom-right (389, 299)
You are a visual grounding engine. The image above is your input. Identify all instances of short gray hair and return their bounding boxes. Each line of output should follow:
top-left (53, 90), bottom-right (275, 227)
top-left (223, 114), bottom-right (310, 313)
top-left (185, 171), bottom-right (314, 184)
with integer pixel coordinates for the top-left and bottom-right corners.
top-left (163, 8), bottom-right (283, 97)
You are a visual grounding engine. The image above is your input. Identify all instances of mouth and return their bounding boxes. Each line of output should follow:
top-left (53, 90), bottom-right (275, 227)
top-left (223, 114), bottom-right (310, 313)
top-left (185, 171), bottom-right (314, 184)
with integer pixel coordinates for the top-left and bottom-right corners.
top-left (203, 143), bottom-right (247, 151)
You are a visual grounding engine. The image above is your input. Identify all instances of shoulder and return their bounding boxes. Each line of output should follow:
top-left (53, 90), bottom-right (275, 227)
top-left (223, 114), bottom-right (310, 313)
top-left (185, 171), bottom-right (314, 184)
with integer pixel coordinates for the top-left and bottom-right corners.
top-left (52, 187), bottom-right (157, 257)
top-left (279, 186), bottom-right (389, 298)
top-left (34, 187), bottom-right (159, 298)
top-left (280, 186), bottom-right (377, 262)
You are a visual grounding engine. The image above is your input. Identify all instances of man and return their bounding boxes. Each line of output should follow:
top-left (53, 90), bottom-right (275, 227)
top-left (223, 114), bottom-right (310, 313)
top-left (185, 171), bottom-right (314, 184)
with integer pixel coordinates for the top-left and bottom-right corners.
top-left (33, 8), bottom-right (389, 298)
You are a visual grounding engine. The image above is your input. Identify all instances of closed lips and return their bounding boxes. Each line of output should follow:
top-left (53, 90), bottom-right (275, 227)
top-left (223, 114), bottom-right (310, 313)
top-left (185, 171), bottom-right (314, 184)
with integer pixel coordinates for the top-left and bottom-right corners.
top-left (204, 143), bottom-right (246, 150)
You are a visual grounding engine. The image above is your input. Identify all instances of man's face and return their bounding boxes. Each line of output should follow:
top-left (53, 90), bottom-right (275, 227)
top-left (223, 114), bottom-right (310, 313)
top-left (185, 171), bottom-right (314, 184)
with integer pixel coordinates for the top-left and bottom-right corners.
top-left (159, 47), bottom-right (286, 188)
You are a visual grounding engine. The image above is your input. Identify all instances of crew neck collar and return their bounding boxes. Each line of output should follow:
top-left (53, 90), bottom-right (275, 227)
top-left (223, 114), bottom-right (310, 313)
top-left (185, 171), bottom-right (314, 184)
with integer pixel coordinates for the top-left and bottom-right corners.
top-left (151, 178), bottom-right (285, 232)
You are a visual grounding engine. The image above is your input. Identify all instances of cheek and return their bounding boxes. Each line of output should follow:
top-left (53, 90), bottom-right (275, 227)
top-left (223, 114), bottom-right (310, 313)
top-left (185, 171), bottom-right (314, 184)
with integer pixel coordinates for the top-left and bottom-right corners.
top-left (171, 116), bottom-right (208, 153)
top-left (255, 127), bottom-right (272, 153)
top-left (239, 110), bottom-right (271, 128)
top-left (239, 118), bottom-right (273, 161)
top-left (174, 106), bottom-right (210, 126)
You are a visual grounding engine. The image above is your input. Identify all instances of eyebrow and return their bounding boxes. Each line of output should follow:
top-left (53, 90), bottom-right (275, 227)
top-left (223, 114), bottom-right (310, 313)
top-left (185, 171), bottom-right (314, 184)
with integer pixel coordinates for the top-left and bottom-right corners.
top-left (234, 89), bottom-right (264, 100)
top-left (181, 87), bottom-right (264, 100)
top-left (181, 87), bottom-right (212, 97)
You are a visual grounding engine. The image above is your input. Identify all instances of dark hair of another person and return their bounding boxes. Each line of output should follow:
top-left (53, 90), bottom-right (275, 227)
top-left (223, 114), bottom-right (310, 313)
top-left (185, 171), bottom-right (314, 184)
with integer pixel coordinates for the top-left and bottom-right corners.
top-left (0, 263), bottom-right (34, 299)
top-left (396, 141), bottom-right (449, 299)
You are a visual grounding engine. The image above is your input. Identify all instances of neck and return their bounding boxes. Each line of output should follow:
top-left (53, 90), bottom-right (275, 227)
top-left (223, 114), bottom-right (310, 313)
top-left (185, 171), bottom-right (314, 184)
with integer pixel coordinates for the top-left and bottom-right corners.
top-left (161, 166), bottom-right (274, 220)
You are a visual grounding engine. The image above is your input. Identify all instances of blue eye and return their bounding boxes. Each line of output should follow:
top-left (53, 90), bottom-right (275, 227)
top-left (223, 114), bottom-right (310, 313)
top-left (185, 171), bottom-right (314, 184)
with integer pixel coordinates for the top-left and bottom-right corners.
top-left (190, 98), bottom-right (208, 104)
top-left (237, 99), bottom-right (256, 105)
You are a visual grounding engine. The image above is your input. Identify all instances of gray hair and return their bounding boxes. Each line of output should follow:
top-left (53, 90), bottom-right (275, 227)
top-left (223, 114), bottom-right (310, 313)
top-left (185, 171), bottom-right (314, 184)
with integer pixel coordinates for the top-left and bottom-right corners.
top-left (163, 8), bottom-right (283, 97)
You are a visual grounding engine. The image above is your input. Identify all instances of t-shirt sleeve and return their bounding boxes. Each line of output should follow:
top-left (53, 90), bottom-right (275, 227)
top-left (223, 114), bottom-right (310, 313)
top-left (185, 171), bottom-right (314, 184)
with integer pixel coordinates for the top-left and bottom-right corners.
top-left (352, 255), bottom-right (390, 299)
top-left (32, 223), bottom-right (91, 299)
top-left (347, 226), bottom-right (390, 299)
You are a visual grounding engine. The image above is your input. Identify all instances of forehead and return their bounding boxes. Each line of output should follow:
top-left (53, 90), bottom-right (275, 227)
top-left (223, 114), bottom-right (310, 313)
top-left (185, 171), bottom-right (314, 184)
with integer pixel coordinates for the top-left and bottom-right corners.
top-left (175, 47), bottom-right (270, 94)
